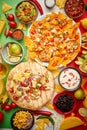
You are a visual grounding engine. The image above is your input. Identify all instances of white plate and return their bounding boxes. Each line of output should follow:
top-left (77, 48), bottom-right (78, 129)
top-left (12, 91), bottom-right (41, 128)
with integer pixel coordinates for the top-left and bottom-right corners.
top-left (28, 12), bottom-right (81, 68)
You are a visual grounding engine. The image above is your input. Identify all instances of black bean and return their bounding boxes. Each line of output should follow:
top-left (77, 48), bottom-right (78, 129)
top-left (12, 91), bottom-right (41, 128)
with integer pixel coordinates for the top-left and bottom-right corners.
top-left (55, 94), bottom-right (74, 112)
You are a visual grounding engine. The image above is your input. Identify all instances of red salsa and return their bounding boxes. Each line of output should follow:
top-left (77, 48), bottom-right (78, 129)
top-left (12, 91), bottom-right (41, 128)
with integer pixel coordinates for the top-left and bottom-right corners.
top-left (65, 0), bottom-right (84, 18)
top-left (13, 29), bottom-right (24, 40)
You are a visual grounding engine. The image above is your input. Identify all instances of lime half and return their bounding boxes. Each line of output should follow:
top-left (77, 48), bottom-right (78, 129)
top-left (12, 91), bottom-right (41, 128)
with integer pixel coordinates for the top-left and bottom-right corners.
top-left (79, 107), bottom-right (87, 117)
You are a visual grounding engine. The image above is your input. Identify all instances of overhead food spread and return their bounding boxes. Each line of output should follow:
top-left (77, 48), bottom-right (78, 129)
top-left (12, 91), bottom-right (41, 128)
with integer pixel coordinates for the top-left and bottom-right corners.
top-left (0, 0), bottom-right (87, 130)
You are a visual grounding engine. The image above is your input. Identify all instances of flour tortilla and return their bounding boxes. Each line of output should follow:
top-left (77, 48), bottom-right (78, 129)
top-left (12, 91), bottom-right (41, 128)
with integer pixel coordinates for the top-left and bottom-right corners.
top-left (6, 61), bottom-right (54, 110)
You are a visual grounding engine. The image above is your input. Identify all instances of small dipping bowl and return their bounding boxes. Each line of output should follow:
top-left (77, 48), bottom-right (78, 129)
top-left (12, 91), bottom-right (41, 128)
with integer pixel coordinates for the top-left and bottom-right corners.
top-left (11, 109), bottom-right (34, 130)
top-left (58, 67), bottom-right (82, 91)
top-left (12, 29), bottom-right (24, 41)
top-left (44, 0), bottom-right (55, 9)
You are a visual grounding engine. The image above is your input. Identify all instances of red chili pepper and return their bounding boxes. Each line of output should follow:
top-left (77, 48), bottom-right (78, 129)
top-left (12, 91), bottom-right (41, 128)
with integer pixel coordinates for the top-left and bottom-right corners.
top-left (31, 0), bottom-right (44, 15)
top-left (31, 110), bottom-right (52, 116)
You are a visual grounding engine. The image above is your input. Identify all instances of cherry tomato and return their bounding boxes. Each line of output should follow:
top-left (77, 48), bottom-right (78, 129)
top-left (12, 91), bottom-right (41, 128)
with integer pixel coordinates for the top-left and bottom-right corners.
top-left (0, 112), bottom-right (4, 124)
top-left (10, 102), bottom-right (17, 109)
top-left (4, 104), bottom-right (11, 111)
top-left (7, 30), bottom-right (13, 37)
top-left (1, 102), bottom-right (8, 110)
top-left (6, 14), bottom-right (14, 21)
top-left (9, 21), bottom-right (17, 28)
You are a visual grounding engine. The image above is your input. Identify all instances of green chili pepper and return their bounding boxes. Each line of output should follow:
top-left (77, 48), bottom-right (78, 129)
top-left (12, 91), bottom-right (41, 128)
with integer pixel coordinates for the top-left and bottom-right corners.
top-left (85, 4), bottom-right (87, 10)
top-left (37, 115), bottom-right (55, 130)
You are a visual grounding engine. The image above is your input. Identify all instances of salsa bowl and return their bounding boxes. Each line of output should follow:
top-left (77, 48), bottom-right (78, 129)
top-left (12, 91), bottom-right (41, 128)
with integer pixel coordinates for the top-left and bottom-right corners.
top-left (64, 0), bottom-right (85, 19)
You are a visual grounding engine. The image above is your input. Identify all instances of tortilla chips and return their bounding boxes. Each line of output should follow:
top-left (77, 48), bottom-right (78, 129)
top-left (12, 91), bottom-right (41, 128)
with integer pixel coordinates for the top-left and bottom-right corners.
top-left (0, 20), bottom-right (6, 34)
top-left (56, 0), bottom-right (67, 8)
top-left (2, 2), bottom-right (12, 13)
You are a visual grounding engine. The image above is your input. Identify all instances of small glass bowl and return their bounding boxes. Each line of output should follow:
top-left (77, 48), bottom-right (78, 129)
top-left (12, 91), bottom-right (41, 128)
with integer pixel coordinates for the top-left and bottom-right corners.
top-left (44, 0), bottom-right (55, 9)
top-left (1, 42), bottom-right (24, 65)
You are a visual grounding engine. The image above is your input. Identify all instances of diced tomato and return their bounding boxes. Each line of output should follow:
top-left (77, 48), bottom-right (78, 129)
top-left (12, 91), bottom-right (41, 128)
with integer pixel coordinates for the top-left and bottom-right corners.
top-left (28, 77), bottom-right (32, 87)
top-left (52, 62), bottom-right (57, 66)
top-left (24, 96), bottom-right (29, 100)
top-left (9, 88), bottom-right (14, 93)
top-left (31, 30), bottom-right (36, 34)
top-left (50, 38), bottom-right (54, 42)
top-left (20, 82), bottom-right (27, 87)
top-left (74, 35), bottom-right (79, 40)
top-left (13, 96), bottom-right (18, 101)
top-left (39, 86), bottom-right (45, 91)
top-left (46, 80), bottom-right (49, 83)
top-left (29, 88), bottom-right (33, 93)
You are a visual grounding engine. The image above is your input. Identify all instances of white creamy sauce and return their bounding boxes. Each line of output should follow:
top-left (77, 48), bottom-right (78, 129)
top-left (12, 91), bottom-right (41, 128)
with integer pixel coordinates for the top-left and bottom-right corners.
top-left (59, 68), bottom-right (81, 90)
top-left (45, 0), bottom-right (55, 8)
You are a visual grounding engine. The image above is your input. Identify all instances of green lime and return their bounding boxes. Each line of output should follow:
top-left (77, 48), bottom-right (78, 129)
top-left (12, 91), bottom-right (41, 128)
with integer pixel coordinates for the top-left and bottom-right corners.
top-left (10, 43), bottom-right (22, 56)
top-left (74, 89), bottom-right (85, 100)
